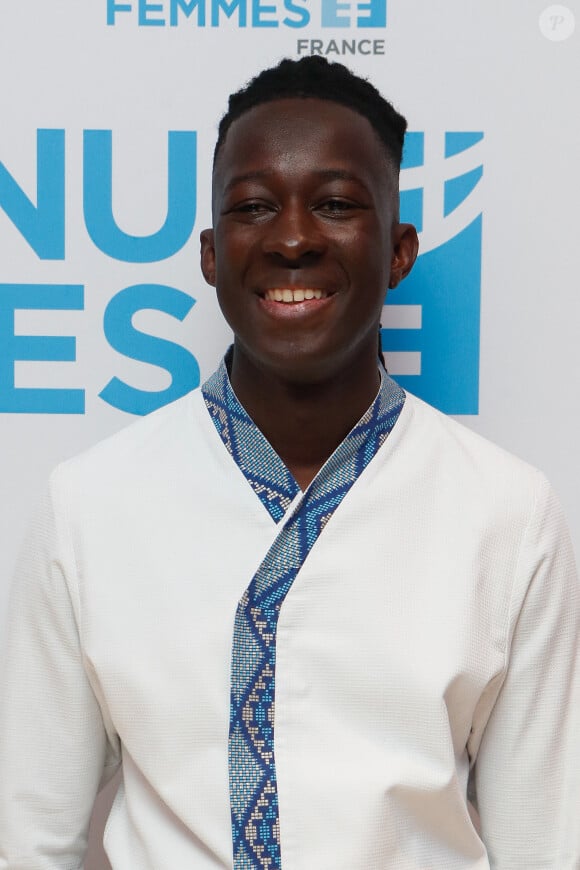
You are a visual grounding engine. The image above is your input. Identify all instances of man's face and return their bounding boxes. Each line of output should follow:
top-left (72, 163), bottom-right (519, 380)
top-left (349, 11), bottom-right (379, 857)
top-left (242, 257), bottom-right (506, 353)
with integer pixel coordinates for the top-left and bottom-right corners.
top-left (201, 97), bottom-right (417, 385)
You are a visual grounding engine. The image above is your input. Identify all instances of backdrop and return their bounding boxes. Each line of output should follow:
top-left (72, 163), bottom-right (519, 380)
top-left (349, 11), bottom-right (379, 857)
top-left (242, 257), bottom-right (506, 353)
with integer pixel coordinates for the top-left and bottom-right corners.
top-left (1, 1), bottom-right (578, 866)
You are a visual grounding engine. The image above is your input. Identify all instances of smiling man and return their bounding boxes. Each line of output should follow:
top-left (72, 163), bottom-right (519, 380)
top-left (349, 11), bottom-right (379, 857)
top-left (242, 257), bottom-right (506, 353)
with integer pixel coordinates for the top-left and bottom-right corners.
top-left (1, 58), bottom-right (579, 870)
top-left (200, 86), bottom-right (418, 490)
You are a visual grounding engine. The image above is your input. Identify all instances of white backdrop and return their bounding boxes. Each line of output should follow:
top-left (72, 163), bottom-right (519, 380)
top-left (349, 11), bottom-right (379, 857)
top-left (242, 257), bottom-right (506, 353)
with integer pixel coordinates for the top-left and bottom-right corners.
top-left (1, 2), bottom-right (578, 866)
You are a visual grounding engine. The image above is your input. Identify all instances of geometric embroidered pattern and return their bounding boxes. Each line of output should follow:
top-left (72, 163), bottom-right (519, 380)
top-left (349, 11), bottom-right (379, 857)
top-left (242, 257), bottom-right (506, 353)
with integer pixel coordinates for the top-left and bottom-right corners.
top-left (202, 357), bottom-right (405, 869)
top-left (202, 355), bottom-right (300, 523)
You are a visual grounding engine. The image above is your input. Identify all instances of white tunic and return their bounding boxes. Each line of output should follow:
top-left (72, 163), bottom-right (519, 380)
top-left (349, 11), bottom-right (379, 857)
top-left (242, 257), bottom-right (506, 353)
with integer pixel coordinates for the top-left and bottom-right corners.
top-left (0, 379), bottom-right (578, 869)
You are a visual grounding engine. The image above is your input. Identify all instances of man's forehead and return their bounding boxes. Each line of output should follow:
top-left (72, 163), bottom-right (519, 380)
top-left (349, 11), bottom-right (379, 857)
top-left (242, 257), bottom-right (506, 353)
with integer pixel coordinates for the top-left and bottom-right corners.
top-left (213, 97), bottom-right (397, 182)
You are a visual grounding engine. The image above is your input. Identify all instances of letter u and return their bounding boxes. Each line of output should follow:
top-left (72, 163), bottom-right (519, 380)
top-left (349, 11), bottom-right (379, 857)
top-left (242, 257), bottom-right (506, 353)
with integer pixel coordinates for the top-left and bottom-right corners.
top-left (83, 130), bottom-right (197, 262)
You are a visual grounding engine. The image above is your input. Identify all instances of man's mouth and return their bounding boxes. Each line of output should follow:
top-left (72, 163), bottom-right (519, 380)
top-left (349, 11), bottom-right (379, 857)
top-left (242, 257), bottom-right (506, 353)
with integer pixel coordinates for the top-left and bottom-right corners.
top-left (263, 288), bottom-right (330, 303)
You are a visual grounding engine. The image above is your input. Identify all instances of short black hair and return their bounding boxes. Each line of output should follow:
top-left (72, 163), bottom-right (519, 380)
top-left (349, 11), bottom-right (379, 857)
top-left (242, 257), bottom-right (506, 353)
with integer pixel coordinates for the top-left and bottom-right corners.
top-left (214, 56), bottom-right (407, 171)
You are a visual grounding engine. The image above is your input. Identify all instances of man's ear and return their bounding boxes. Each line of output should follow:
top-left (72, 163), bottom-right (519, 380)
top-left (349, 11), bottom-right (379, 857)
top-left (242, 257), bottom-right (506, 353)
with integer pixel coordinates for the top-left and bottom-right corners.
top-left (200, 228), bottom-right (216, 287)
top-left (389, 223), bottom-right (419, 289)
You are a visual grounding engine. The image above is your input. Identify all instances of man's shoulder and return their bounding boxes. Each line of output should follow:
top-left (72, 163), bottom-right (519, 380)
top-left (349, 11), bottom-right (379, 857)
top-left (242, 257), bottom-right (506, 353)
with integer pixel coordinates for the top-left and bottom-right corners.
top-left (400, 390), bottom-right (548, 505)
top-left (50, 387), bottom-right (207, 495)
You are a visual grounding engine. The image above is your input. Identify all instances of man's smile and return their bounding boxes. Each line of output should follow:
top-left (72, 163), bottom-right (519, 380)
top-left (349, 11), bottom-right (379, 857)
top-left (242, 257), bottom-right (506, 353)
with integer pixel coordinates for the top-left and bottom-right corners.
top-left (262, 288), bottom-right (332, 302)
top-left (257, 288), bottom-right (335, 318)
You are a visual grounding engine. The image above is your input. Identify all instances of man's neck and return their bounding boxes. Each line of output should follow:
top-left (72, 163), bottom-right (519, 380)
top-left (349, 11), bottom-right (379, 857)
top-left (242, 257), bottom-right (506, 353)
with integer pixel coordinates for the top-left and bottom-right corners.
top-left (228, 350), bottom-right (381, 491)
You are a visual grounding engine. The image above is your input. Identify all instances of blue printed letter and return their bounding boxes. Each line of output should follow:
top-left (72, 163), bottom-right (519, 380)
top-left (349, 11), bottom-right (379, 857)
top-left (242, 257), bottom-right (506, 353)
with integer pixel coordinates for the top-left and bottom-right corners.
top-left (107, 0), bottom-right (133, 24)
top-left (211, 0), bottom-right (246, 26)
top-left (83, 130), bottom-right (197, 262)
top-left (283, 0), bottom-right (309, 26)
top-left (100, 283), bottom-right (199, 415)
top-left (139, 0), bottom-right (165, 24)
top-left (0, 284), bottom-right (84, 414)
top-left (357, 0), bottom-right (385, 27)
top-left (170, 0), bottom-right (206, 25)
top-left (252, 0), bottom-right (278, 26)
top-left (0, 130), bottom-right (65, 260)
top-left (321, 0), bottom-right (350, 27)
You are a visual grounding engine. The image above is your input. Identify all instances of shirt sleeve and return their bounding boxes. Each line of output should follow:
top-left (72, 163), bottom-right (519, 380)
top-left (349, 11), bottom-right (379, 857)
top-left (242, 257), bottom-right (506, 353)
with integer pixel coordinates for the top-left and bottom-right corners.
top-left (0, 474), bottom-right (120, 870)
top-left (469, 474), bottom-right (580, 869)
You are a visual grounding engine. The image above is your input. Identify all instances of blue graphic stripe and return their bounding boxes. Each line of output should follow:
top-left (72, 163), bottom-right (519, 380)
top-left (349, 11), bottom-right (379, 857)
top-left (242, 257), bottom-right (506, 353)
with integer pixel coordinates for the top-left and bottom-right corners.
top-left (202, 359), bottom-right (405, 869)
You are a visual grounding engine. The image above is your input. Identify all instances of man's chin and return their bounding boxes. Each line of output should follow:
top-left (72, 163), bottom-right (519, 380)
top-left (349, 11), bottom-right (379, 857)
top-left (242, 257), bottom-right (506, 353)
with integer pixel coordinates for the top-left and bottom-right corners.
top-left (237, 344), bottom-right (355, 390)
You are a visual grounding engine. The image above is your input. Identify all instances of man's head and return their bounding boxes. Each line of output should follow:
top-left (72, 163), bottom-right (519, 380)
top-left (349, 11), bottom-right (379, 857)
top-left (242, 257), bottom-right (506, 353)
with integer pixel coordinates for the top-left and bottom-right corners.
top-left (213, 56), bottom-right (408, 176)
top-left (201, 59), bottom-right (418, 388)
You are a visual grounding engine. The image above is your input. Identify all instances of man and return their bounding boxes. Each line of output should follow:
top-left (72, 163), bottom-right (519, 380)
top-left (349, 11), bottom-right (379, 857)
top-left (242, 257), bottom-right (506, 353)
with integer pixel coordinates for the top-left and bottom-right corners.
top-left (0, 57), bottom-right (578, 869)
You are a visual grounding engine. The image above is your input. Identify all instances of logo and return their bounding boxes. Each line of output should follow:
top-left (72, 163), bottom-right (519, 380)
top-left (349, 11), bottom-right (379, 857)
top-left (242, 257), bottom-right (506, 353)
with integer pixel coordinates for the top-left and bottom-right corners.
top-left (381, 130), bottom-right (484, 415)
top-left (107, 0), bottom-right (387, 28)
top-left (538, 5), bottom-right (575, 41)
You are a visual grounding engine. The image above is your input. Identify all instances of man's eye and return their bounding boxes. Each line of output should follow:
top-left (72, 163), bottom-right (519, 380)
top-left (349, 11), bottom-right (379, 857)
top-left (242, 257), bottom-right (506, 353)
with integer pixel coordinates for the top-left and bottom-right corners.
top-left (233, 201), bottom-right (270, 214)
top-left (319, 199), bottom-right (356, 213)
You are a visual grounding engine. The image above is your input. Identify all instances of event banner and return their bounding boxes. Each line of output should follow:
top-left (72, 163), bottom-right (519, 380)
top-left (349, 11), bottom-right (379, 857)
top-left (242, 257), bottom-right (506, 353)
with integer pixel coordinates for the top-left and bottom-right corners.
top-left (0, 2), bottom-right (578, 863)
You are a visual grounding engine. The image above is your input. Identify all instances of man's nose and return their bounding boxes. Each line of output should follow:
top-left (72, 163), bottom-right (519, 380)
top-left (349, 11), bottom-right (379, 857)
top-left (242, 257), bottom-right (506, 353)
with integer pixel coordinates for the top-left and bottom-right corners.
top-left (261, 203), bottom-right (326, 261)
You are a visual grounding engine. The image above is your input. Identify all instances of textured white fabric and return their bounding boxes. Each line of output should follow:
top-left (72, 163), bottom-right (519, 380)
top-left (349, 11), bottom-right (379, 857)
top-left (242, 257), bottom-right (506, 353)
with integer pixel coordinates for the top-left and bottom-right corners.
top-left (0, 385), bottom-right (578, 869)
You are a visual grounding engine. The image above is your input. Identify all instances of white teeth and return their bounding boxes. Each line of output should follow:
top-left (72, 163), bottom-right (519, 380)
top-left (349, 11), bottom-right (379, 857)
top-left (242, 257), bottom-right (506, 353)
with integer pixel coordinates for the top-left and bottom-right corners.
top-left (264, 289), bottom-right (328, 303)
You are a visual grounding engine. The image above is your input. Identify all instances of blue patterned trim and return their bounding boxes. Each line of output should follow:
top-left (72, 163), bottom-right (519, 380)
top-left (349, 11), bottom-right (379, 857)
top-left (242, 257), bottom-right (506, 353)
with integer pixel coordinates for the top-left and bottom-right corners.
top-left (202, 357), bottom-right (300, 523)
top-left (202, 357), bottom-right (405, 869)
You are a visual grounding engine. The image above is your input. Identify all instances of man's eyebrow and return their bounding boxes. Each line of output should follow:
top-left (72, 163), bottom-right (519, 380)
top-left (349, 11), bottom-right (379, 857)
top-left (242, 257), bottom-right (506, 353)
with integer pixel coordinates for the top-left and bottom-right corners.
top-left (223, 171), bottom-right (271, 193)
top-left (314, 169), bottom-right (365, 184)
top-left (222, 168), bottom-right (368, 194)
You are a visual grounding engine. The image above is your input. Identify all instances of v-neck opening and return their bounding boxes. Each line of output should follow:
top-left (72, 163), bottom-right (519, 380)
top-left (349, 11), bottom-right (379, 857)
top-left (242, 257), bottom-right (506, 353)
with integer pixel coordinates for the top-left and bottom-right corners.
top-left (201, 354), bottom-right (405, 524)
